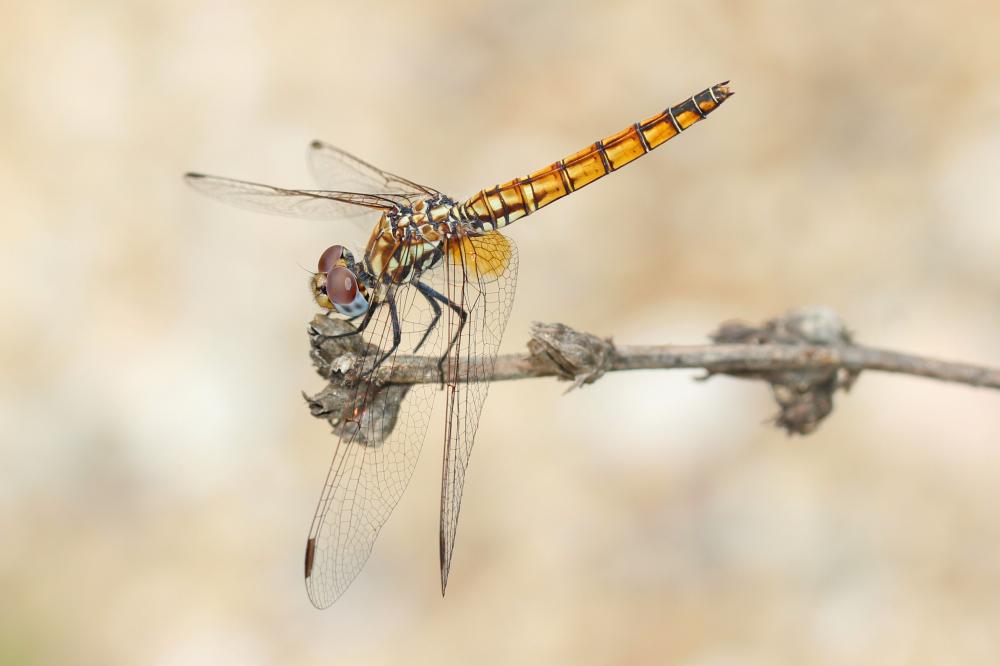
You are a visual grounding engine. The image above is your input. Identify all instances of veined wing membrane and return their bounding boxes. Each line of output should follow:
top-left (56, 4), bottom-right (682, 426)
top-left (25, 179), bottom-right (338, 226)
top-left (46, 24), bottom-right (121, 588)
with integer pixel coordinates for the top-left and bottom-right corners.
top-left (308, 141), bottom-right (441, 198)
top-left (184, 173), bottom-right (408, 220)
top-left (435, 232), bottom-right (519, 593)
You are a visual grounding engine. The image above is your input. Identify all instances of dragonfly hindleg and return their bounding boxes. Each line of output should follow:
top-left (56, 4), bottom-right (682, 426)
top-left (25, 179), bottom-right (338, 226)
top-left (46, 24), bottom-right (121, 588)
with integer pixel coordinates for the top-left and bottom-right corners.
top-left (411, 279), bottom-right (467, 385)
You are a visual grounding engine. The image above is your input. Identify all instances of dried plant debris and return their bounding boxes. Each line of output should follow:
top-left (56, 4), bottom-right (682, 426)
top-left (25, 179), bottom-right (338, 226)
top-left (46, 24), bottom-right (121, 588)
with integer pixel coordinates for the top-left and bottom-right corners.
top-left (710, 306), bottom-right (861, 435)
top-left (527, 322), bottom-right (614, 390)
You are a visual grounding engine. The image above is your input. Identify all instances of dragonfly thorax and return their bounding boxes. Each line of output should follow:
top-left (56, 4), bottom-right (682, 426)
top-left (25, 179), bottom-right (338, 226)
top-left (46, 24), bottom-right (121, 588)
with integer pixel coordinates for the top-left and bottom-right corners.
top-left (363, 195), bottom-right (462, 284)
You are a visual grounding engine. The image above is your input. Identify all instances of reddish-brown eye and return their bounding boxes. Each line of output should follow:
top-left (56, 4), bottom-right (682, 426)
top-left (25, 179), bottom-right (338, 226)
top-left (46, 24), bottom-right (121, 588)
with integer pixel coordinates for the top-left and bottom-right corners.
top-left (326, 266), bottom-right (358, 305)
top-left (317, 245), bottom-right (344, 273)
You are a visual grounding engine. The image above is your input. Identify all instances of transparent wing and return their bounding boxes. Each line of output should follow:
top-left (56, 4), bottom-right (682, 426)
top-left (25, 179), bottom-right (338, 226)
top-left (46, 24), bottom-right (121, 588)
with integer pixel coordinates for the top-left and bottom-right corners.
top-left (308, 140), bottom-right (441, 198)
top-left (304, 265), bottom-right (448, 607)
top-left (433, 232), bottom-right (519, 593)
top-left (184, 173), bottom-right (409, 220)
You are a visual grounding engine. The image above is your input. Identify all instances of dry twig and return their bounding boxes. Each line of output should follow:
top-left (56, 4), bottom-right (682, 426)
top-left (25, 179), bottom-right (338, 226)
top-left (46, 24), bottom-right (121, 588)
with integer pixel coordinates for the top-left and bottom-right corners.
top-left (305, 306), bottom-right (1000, 435)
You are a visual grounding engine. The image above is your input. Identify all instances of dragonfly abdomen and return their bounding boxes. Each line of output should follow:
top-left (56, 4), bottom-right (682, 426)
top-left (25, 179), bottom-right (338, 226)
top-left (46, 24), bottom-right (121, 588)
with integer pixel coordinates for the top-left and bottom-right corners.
top-left (461, 82), bottom-right (732, 231)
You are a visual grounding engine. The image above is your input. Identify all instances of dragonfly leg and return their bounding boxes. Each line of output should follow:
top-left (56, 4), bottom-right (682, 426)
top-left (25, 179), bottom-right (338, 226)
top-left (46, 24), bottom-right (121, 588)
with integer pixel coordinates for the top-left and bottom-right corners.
top-left (313, 302), bottom-right (377, 343)
top-left (412, 281), bottom-right (444, 353)
top-left (440, 305), bottom-right (469, 380)
top-left (373, 289), bottom-right (403, 369)
top-left (411, 280), bottom-right (467, 386)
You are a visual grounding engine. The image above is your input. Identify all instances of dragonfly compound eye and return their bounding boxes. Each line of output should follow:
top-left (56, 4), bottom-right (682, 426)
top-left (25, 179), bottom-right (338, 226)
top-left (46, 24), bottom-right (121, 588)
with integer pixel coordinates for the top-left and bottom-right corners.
top-left (317, 245), bottom-right (345, 273)
top-left (327, 266), bottom-right (369, 317)
top-left (327, 266), bottom-right (357, 303)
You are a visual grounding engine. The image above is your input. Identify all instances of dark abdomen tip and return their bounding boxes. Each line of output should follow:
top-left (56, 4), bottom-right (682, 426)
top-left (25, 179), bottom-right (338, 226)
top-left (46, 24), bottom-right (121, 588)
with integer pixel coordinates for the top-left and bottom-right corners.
top-left (713, 81), bottom-right (734, 103)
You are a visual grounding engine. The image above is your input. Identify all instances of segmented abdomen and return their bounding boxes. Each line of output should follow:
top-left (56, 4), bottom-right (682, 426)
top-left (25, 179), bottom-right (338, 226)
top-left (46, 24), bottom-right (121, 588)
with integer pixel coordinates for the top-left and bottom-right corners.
top-left (461, 82), bottom-right (732, 230)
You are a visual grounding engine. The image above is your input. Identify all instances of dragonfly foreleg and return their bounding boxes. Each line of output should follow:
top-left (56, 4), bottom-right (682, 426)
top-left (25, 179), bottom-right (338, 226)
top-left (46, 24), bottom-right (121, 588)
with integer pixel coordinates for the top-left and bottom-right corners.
top-left (313, 301), bottom-right (378, 344)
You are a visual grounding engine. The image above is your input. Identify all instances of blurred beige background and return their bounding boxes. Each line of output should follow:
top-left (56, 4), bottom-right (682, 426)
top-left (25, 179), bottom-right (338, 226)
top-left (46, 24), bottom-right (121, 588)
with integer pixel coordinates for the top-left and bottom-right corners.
top-left (3, 0), bottom-right (1000, 663)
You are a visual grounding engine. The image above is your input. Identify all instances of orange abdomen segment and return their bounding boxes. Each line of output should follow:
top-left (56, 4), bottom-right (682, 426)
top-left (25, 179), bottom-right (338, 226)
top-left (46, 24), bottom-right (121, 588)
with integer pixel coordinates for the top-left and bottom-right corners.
top-left (462, 82), bottom-right (732, 229)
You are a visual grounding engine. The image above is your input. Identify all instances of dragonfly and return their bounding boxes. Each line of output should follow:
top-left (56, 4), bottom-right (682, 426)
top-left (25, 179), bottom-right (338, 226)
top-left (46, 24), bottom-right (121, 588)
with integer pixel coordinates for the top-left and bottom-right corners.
top-left (185, 81), bottom-right (733, 608)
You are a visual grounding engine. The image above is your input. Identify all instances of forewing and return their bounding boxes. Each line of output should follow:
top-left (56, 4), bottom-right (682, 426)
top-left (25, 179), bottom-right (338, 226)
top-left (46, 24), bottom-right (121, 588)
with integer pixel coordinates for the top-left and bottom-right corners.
top-left (433, 231), bottom-right (519, 593)
top-left (304, 266), bottom-right (448, 607)
top-left (185, 173), bottom-right (400, 220)
top-left (308, 141), bottom-right (441, 198)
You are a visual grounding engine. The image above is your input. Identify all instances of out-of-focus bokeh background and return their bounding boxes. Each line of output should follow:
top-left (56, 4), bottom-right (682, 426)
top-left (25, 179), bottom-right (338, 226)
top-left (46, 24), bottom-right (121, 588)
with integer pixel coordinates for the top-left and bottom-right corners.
top-left (4, 0), bottom-right (1000, 663)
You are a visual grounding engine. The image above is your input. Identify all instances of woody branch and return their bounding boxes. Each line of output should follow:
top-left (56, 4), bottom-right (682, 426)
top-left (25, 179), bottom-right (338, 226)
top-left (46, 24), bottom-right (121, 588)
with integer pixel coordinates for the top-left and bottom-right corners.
top-left (307, 306), bottom-right (1000, 434)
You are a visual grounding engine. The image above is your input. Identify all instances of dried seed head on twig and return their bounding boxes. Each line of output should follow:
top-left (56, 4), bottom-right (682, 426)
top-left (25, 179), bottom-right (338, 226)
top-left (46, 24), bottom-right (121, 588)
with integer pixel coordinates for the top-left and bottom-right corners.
top-left (711, 306), bottom-right (860, 435)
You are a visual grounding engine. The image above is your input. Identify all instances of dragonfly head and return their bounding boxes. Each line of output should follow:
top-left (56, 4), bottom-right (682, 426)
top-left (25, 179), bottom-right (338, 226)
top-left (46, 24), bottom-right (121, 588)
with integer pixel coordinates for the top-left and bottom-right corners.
top-left (312, 244), bottom-right (370, 317)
